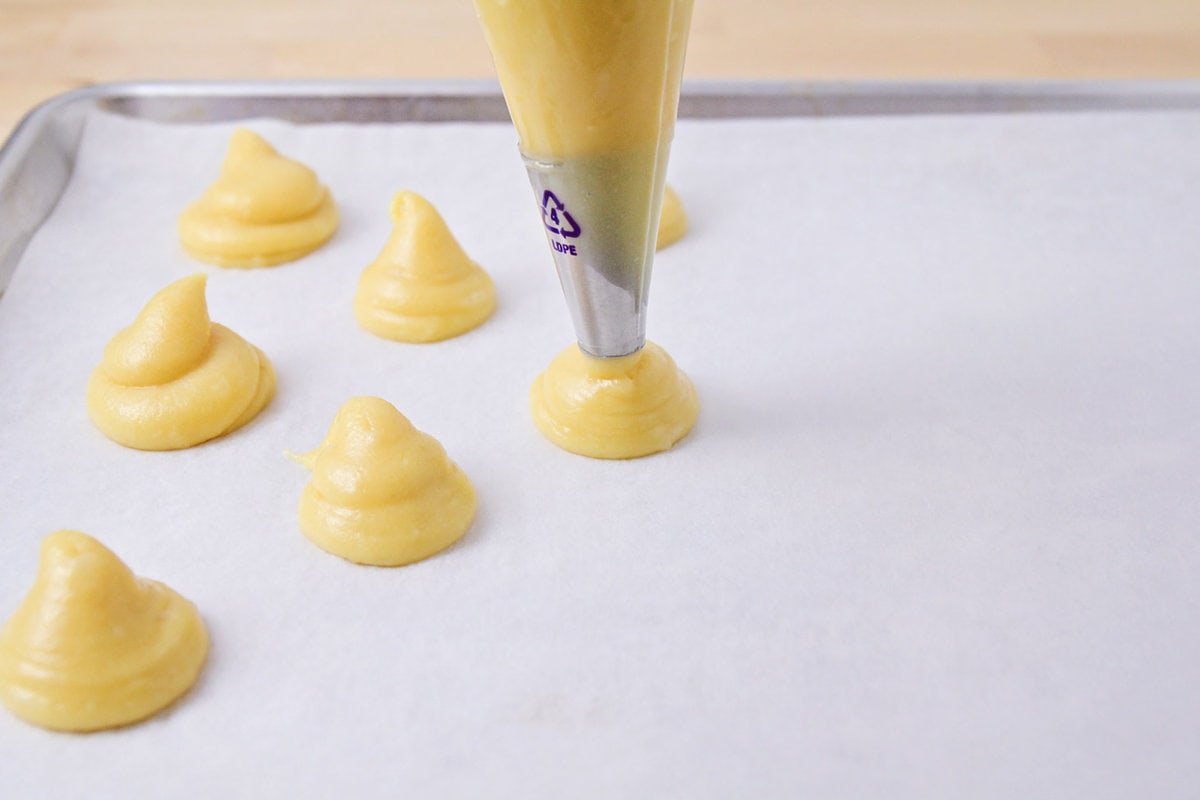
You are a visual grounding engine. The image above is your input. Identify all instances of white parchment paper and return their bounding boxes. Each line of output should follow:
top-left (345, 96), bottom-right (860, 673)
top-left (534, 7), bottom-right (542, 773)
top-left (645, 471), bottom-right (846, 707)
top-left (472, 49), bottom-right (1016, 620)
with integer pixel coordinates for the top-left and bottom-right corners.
top-left (0, 106), bottom-right (1198, 799)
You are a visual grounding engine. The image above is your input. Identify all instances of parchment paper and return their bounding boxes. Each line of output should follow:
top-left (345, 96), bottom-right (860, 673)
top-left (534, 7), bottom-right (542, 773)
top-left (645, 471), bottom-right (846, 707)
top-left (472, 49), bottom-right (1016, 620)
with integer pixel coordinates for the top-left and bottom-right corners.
top-left (0, 106), bottom-right (1198, 799)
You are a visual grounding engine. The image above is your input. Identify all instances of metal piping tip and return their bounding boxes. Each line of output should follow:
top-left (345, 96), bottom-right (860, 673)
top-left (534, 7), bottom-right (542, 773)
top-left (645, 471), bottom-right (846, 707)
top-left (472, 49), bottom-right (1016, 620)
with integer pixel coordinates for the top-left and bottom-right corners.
top-left (523, 143), bottom-right (670, 359)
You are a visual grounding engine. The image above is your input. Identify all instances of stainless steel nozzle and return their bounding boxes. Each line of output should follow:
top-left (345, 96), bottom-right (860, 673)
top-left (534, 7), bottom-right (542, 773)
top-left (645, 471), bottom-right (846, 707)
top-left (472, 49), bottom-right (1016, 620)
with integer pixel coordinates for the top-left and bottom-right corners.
top-left (523, 144), bottom-right (669, 359)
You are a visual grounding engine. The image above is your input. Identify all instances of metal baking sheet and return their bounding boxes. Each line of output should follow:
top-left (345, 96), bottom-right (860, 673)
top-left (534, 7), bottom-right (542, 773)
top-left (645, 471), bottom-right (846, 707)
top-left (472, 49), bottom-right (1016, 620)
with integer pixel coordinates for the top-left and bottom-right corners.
top-left (3, 79), bottom-right (1200, 290)
top-left (1, 81), bottom-right (1199, 798)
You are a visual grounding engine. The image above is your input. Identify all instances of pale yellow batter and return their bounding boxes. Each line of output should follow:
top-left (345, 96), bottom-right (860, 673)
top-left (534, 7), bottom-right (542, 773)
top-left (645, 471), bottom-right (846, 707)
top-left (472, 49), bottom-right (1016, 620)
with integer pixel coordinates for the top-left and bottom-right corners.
top-left (178, 128), bottom-right (338, 267)
top-left (0, 530), bottom-right (208, 732)
top-left (476, 0), bottom-right (694, 307)
top-left (86, 274), bottom-right (275, 450)
top-left (354, 191), bottom-right (496, 343)
top-left (291, 397), bottom-right (476, 566)
top-left (474, 0), bottom-right (693, 159)
top-left (530, 342), bottom-right (699, 459)
top-left (656, 185), bottom-right (688, 250)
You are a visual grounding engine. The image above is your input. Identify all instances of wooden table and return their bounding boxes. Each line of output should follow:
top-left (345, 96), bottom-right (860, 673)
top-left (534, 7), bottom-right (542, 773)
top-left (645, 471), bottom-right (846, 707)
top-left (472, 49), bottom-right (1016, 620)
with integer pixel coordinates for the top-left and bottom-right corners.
top-left (3, 0), bottom-right (1200, 141)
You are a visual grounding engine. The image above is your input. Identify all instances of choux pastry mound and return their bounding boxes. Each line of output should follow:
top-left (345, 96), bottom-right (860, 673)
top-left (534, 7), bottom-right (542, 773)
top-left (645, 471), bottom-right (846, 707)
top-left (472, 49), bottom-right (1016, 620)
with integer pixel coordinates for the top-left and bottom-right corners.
top-left (291, 397), bottom-right (477, 567)
top-left (178, 128), bottom-right (339, 267)
top-left (0, 530), bottom-right (208, 732)
top-left (86, 274), bottom-right (275, 450)
top-left (354, 191), bottom-right (496, 343)
top-left (530, 341), bottom-right (699, 459)
top-left (656, 184), bottom-right (688, 250)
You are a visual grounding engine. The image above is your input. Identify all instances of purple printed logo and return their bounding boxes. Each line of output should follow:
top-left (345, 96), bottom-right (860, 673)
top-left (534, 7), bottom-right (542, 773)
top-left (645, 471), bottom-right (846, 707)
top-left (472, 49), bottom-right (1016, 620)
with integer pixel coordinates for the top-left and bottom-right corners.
top-left (541, 191), bottom-right (581, 239)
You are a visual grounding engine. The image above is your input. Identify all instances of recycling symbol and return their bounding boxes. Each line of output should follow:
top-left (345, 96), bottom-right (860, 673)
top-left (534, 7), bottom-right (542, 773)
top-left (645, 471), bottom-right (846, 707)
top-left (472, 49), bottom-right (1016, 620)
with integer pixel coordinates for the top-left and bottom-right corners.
top-left (541, 191), bottom-right (581, 239)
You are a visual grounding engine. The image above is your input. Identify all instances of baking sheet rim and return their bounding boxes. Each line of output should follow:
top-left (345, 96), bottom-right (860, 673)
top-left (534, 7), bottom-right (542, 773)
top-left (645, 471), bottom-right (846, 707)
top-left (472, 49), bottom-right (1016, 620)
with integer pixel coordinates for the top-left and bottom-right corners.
top-left (3, 77), bottom-right (1200, 291)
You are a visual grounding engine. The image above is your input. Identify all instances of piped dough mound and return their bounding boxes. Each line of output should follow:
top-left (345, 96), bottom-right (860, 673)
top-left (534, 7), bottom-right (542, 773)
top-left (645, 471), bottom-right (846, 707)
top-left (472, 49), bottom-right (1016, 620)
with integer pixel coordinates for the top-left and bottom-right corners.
top-left (86, 274), bottom-right (275, 450)
top-left (178, 128), bottom-right (339, 267)
top-left (292, 397), bottom-right (476, 566)
top-left (0, 530), bottom-right (208, 732)
top-left (530, 341), bottom-right (699, 459)
top-left (354, 191), bottom-right (496, 342)
top-left (656, 184), bottom-right (688, 250)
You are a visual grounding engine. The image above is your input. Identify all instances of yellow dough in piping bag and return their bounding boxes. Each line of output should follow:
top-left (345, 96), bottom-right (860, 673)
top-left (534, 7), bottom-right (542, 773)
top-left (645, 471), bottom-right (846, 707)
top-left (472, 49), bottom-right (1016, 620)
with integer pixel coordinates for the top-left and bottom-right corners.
top-left (0, 530), bottom-right (208, 732)
top-left (656, 184), bottom-right (688, 250)
top-left (178, 128), bottom-right (339, 267)
top-left (291, 397), bottom-right (476, 566)
top-left (86, 274), bottom-right (275, 450)
top-left (354, 191), bottom-right (496, 342)
top-left (530, 341), bottom-right (699, 459)
top-left (476, 1), bottom-right (699, 458)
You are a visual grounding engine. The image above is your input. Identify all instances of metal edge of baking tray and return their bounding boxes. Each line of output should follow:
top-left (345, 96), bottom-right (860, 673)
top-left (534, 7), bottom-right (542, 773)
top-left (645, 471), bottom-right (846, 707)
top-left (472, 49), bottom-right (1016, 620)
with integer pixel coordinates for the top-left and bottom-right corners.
top-left (2, 78), bottom-right (1200, 294)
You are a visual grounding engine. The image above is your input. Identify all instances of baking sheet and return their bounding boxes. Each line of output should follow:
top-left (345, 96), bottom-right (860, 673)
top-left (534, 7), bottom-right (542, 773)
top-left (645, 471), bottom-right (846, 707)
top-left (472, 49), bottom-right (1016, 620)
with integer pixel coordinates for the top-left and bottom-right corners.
top-left (1, 99), bottom-right (1199, 798)
top-left (6, 80), bottom-right (1200, 288)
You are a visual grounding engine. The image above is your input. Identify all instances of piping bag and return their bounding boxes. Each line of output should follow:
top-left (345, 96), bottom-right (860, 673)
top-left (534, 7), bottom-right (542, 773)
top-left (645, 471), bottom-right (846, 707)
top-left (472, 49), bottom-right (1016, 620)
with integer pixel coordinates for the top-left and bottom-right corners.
top-left (474, 0), bottom-right (695, 358)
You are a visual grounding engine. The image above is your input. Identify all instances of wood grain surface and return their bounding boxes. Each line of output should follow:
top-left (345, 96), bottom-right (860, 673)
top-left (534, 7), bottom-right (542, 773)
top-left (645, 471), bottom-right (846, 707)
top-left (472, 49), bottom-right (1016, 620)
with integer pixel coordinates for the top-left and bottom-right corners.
top-left (3, 0), bottom-right (1200, 140)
